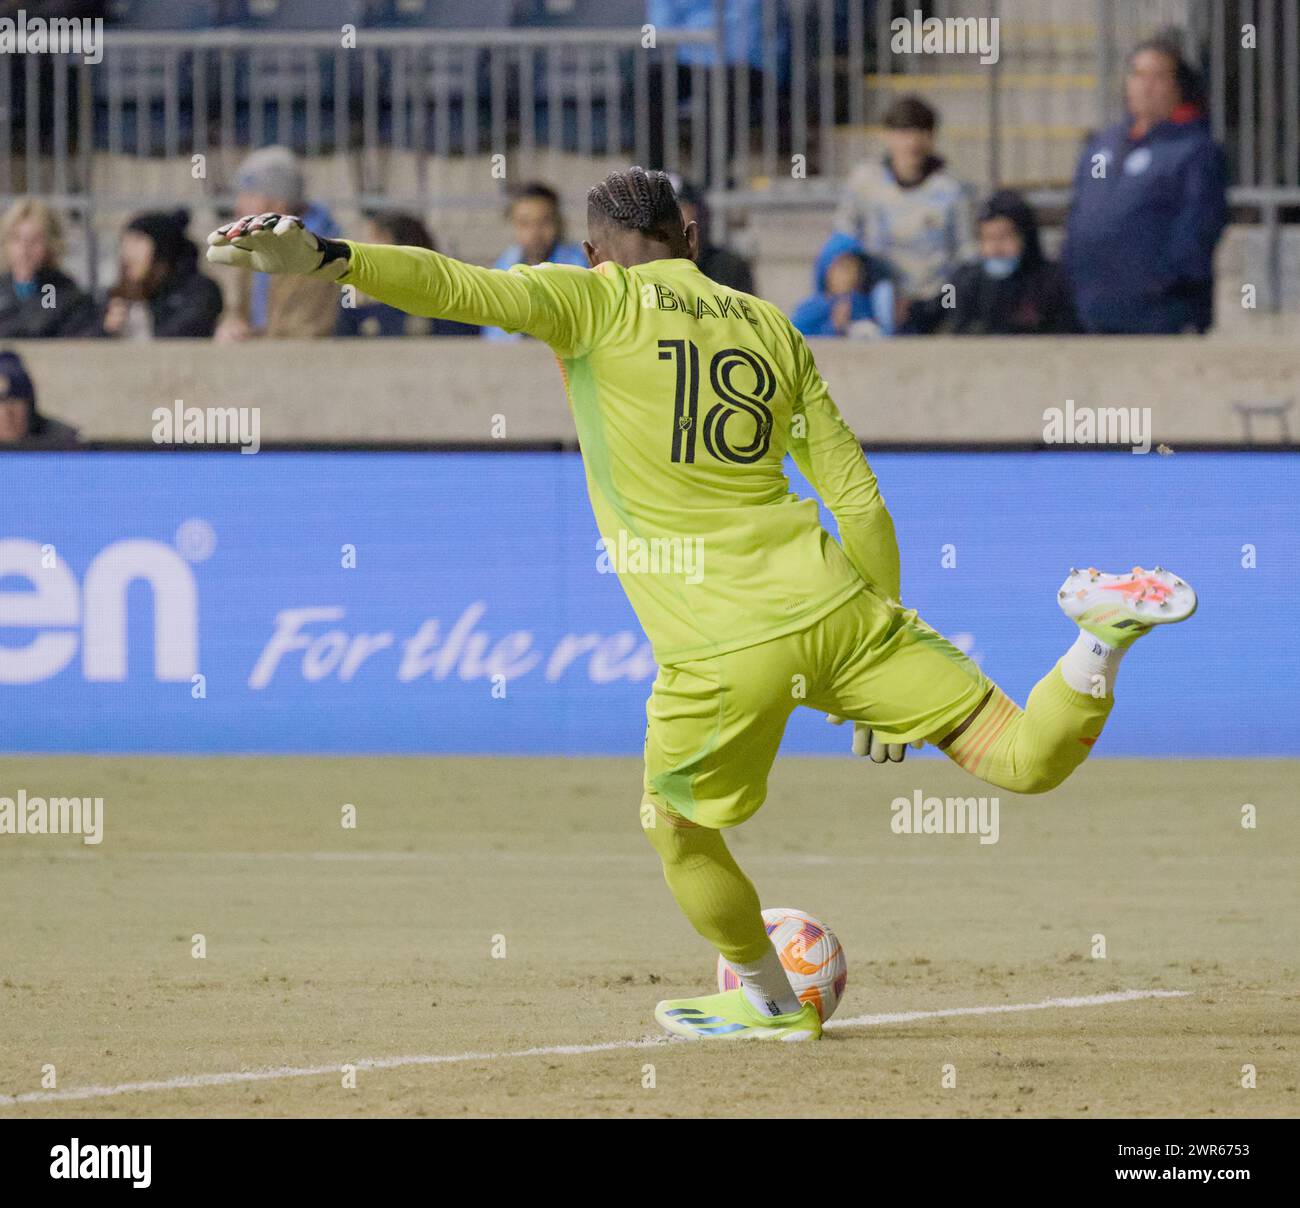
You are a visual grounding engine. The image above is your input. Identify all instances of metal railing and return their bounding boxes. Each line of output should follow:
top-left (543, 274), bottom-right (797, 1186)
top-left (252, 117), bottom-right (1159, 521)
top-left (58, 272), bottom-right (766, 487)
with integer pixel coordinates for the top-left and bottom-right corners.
top-left (0, 1), bottom-right (1295, 301)
top-left (3, 4), bottom-right (1296, 197)
top-left (0, 25), bottom-right (724, 205)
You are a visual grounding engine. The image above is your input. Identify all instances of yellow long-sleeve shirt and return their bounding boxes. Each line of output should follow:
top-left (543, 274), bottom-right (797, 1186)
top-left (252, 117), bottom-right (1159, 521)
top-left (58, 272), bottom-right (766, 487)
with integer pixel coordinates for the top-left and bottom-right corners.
top-left (339, 244), bottom-right (899, 663)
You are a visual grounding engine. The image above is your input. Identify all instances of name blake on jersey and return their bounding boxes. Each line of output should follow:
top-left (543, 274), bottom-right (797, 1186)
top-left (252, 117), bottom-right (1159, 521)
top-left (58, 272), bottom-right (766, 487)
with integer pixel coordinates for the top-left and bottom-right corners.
top-left (647, 283), bottom-right (760, 326)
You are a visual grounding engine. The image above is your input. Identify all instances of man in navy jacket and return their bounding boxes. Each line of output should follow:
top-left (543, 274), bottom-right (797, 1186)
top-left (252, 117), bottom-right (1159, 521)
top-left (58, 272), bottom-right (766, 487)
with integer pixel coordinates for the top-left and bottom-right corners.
top-left (1064, 34), bottom-right (1228, 334)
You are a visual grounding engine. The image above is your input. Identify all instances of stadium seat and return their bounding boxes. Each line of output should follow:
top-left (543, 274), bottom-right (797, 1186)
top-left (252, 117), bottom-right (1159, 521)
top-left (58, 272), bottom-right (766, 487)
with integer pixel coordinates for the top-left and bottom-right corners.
top-left (97, 2), bottom-right (220, 153)
top-left (226, 0), bottom-right (365, 68)
top-left (106, 0), bottom-right (220, 27)
top-left (359, 2), bottom-right (519, 156)
top-left (514, 0), bottom-right (646, 27)
top-left (211, 2), bottom-right (366, 150)
top-left (227, 0), bottom-right (364, 27)
top-left (366, 0), bottom-right (519, 27)
top-left (513, 3), bottom-right (642, 155)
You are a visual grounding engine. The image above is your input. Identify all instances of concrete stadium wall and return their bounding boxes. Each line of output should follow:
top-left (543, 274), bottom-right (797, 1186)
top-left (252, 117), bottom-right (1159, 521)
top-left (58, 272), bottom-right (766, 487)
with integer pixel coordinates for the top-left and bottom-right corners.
top-left (9, 335), bottom-right (1297, 446)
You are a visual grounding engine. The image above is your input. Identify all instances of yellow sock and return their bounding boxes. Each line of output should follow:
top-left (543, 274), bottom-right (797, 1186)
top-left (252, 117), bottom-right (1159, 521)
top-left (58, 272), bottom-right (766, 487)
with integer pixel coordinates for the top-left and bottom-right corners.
top-left (640, 799), bottom-right (770, 964)
top-left (938, 661), bottom-right (1113, 794)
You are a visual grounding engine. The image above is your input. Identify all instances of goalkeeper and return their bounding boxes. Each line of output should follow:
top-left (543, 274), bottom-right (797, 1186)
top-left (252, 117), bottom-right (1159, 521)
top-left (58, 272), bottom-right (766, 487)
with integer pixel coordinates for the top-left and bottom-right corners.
top-left (208, 169), bottom-right (1196, 1042)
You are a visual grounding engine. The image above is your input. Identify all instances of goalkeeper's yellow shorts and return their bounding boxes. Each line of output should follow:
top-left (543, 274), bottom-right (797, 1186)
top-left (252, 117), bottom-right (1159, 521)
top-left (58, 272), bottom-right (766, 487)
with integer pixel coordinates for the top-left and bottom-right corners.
top-left (643, 588), bottom-right (991, 829)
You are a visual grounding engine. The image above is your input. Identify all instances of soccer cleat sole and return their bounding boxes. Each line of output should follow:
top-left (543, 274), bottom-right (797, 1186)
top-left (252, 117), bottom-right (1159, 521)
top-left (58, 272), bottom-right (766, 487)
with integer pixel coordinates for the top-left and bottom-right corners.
top-left (1057, 565), bottom-right (1197, 637)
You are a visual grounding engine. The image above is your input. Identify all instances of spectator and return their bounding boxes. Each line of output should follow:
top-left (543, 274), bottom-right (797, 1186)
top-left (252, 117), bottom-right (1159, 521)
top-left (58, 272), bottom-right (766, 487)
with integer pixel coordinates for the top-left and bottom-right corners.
top-left (482, 182), bottom-right (586, 342)
top-left (791, 232), bottom-right (895, 339)
top-left (832, 94), bottom-right (974, 334)
top-left (336, 213), bottom-right (478, 338)
top-left (673, 179), bottom-right (755, 294)
top-left (0, 349), bottom-right (79, 448)
top-left (1063, 32), bottom-right (1228, 334)
top-left (925, 190), bottom-right (1078, 335)
top-left (101, 210), bottom-right (223, 340)
top-left (215, 146), bottom-right (340, 341)
top-left (0, 199), bottom-right (99, 338)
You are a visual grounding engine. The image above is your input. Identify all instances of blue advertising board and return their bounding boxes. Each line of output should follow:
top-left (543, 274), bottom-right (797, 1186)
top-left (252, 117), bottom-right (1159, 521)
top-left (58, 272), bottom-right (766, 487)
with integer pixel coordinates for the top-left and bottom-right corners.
top-left (1, 451), bottom-right (1295, 755)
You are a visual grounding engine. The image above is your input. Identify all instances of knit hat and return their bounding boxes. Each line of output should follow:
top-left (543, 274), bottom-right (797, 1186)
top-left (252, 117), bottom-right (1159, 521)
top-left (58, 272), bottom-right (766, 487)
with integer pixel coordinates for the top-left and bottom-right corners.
top-left (0, 349), bottom-right (36, 404)
top-left (125, 209), bottom-right (194, 269)
top-left (235, 144), bottom-right (304, 206)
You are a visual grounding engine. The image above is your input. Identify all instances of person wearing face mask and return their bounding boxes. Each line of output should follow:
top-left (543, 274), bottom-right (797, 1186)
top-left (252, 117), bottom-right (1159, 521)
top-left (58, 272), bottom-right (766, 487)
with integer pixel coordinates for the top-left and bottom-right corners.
top-left (926, 190), bottom-right (1078, 336)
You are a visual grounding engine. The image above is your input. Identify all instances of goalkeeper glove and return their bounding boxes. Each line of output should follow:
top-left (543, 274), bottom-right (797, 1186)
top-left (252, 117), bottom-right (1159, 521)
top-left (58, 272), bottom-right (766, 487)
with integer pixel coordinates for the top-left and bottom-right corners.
top-left (826, 714), bottom-right (924, 763)
top-left (206, 212), bottom-right (352, 281)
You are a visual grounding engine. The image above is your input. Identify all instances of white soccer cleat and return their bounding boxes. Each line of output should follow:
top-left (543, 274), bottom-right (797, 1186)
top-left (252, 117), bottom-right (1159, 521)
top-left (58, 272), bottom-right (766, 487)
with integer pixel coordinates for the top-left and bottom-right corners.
top-left (1057, 566), bottom-right (1197, 648)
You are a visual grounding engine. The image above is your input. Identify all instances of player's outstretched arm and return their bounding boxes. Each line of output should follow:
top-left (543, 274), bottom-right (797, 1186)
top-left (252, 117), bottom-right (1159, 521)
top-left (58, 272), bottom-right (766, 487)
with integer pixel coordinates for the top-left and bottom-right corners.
top-left (207, 212), bottom-right (616, 355)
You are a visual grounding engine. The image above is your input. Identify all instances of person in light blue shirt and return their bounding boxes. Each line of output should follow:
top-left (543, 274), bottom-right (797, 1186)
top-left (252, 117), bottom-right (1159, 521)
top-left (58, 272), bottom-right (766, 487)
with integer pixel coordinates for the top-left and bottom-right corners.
top-left (482, 182), bottom-right (587, 342)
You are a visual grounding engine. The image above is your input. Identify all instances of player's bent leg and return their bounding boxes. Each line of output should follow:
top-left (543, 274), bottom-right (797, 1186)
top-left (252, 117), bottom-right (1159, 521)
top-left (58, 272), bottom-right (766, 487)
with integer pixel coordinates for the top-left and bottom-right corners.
top-left (933, 675), bottom-right (1109, 794)
top-left (933, 567), bottom-right (1197, 794)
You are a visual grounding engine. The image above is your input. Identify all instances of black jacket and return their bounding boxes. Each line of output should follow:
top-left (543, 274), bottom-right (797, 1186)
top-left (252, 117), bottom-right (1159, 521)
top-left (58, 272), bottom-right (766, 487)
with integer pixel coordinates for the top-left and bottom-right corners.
top-left (142, 251), bottom-right (223, 338)
top-left (0, 267), bottom-right (100, 338)
top-left (697, 245), bottom-right (755, 295)
top-left (920, 190), bottom-right (1079, 335)
top-left (942, 259), bottom-right (1078, 335)
top-left (19, 414), bottom-right (81, 449)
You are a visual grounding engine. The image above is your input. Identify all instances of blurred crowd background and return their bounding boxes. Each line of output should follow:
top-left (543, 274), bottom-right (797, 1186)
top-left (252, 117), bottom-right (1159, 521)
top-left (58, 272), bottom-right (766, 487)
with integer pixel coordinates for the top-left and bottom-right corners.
top-left (0, 0), bottom-right (1296, 444)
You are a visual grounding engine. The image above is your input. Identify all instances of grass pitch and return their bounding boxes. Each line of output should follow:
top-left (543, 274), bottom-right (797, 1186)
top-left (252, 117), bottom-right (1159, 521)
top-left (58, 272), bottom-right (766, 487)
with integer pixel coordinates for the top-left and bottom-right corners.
top-left (0, 756), bottom-right (1296, 1118)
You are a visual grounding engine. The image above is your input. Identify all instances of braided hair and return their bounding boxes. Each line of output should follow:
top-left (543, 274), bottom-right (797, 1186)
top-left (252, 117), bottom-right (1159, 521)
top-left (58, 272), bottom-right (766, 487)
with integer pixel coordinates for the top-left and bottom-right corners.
top-left (586, 166), bottom-right (685, 246)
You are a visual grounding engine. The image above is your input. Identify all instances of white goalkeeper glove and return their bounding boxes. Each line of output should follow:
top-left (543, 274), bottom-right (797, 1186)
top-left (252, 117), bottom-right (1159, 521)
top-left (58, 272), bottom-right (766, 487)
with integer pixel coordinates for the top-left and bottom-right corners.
top-left (206, 212), bottom-right (351, 281)
top-left (826, 715), bottom-right (924, 763)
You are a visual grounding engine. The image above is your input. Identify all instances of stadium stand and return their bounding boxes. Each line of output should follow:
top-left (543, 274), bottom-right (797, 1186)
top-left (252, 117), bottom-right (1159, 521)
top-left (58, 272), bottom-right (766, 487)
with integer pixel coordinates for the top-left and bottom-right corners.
top-left (0, 0), bottom-right (1296, 387)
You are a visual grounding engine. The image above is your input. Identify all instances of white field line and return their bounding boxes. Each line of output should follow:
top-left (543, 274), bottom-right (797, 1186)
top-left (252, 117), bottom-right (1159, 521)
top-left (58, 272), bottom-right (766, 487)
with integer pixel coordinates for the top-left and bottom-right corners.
top-left (7, 850), bottom-right (1246, 869)
top-left (0, 849), bottom-right (959, 866)
top-left (0, 989), bottom-right (1189, 1108)
top-left (826, 988), bottom-right (1189, 1029)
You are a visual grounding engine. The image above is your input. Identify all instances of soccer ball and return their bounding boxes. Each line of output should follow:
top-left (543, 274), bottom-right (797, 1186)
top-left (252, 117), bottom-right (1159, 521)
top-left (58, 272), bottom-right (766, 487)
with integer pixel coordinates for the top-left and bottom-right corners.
top-left (717, 907), bottom-right (848, 1022)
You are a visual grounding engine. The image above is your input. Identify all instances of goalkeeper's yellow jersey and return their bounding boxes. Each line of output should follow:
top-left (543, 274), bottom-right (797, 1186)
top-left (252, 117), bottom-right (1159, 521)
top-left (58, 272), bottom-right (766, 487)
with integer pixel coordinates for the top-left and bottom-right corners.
top-left (340, 245), bottom-right (900, 664)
